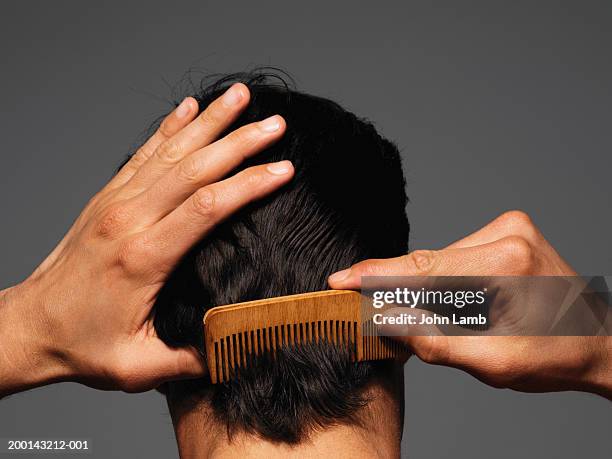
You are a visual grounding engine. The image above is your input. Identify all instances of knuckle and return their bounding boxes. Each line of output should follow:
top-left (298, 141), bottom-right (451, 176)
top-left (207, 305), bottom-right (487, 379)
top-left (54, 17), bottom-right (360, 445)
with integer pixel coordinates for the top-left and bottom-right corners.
top-left (243, 168), bottom-right (265, 188)
top-left (500, 209), bottom-right (532, 226)
top-left (230, 125), bottom-right (259, 147)
top-left (351, 260), bottom-right (380, 277)
top-left (499, 236), bottom-right (534, 274)
top-left (116, 236), bottom-right (151, 274)
top-left (158, 117), bottom-right (175, 138)
top-left (177, 157), bottom-right (201, 183)
top-left (191, 188), bottom-right (216, 219)
top-left (405, 250), bottom-right (437, 275)
top-left (418, 336), bottom-right (448, 364)
top-left (96, 204), bottom-right (131, 238)
top-left (155, 139), bottom-right (182, 164)
top-left (499, 210), bottom-right (538, 240)
top-left (127, 150), bottom-right (148, 169)
top-left (199, 104), bottom-right (224, 126)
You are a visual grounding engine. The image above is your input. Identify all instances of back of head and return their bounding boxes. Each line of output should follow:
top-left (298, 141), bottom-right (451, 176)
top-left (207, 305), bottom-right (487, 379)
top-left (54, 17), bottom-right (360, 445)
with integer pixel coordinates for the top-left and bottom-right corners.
top-left (150, 70), bottom-right (409, 445)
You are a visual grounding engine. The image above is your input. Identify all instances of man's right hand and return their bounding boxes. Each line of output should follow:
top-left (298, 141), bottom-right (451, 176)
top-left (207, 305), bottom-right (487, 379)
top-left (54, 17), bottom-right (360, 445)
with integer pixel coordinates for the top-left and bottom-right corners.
top-left (329, 211), bottom-right (611, 399)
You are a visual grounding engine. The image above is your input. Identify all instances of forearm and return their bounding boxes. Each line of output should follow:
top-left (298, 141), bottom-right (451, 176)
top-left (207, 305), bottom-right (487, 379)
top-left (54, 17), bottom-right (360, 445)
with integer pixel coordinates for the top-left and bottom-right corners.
top-left (0, 283), bottom-right (68, 398)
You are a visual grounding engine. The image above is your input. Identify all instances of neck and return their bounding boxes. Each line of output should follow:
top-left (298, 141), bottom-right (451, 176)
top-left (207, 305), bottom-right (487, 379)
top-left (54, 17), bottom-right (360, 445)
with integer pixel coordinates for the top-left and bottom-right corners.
top-left (169, 384), bottom-right (403, 459)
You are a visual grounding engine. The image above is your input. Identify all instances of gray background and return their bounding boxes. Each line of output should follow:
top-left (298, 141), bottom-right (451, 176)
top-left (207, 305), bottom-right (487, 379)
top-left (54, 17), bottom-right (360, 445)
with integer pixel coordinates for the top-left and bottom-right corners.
top-left (1, 1), bottom-right (610, 458)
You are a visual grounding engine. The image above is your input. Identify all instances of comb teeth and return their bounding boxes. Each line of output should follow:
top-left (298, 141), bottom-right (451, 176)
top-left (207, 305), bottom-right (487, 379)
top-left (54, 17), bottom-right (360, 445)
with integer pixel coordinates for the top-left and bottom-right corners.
top-left (212, 320), bottom-right (360, 383)
top-left (203, 290), bottom-right (408, 384)
top-left (362, 318), bottom-right (405, 361)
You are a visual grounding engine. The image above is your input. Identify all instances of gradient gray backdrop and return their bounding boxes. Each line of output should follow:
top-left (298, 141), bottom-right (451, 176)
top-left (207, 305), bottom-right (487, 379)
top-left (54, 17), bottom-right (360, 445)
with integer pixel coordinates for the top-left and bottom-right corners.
top-left (1, 1), bottom-right (610, 458)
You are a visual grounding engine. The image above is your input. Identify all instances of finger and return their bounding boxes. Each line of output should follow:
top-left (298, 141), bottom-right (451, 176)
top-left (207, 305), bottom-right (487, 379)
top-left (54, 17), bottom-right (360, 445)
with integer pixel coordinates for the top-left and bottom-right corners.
top-left (126, 83), bottom-right (250, 190)
top-left (377, 307), bottom-right (486, 370)
top-left (407, 334), bottom-right (523, 390)
top-left (329, 250), bottom-right (445, 289)
top-left (110, 97), bottom-right (199, 189)
top-left (142, 161), bottom-right (294, 273)
top-left (143, 340), bottom-right (207, 383)
top-left (378, 309), bottom-right (499, 370)
top-left (379, 307), bottom-right (479, 338)
top-left (133, 115), bottom-right (286, 223)
top-left (378, 307), bottom-right (445, 342)
top-left (379, 315), bottom-right (459, 369)
top-left (119, 339), bottom-right (207, 392)
top-left (394, 335), bottom-right (451, 365)
top-left (394, 334), bottom-right (509, 378)
top-left (328, 236), bottom-right (535, 289)
top-left (445, 210), bottom-right (542, 249)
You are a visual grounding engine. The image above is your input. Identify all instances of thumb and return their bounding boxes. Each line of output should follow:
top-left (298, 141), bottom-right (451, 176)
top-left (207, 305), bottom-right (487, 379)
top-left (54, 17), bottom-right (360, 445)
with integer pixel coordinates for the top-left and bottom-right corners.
top-left (134, 339), bottom-right (207, 389)
top-left (328, 250), bottom-right (439, 290)
top-left (328, 239), bottom-right (514, 290)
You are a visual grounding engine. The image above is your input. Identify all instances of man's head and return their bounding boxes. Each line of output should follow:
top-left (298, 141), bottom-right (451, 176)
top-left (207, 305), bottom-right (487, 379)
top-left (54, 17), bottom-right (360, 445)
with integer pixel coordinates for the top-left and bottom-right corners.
top-left (147, 70), bottom-right (409, 445)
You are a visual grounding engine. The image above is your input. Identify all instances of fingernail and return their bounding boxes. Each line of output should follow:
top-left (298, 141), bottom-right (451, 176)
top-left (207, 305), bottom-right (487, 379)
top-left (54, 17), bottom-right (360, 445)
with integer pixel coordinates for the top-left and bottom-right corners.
top-left (222, 84), bottom-right (243, 107)
top-left (266, 160), bottom-right (293, 175)
top-left (260, 115), bottom-right (281, 132)
top-left (329, 268), bottom-right (351, 283)
top-left (175, 98), bottom-right (191, 118)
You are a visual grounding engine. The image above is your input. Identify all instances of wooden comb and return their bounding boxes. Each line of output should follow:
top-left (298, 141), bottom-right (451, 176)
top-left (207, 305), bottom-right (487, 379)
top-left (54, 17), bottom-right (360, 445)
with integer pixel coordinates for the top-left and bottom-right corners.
top-left (203, 290), bottom-right (408, 384)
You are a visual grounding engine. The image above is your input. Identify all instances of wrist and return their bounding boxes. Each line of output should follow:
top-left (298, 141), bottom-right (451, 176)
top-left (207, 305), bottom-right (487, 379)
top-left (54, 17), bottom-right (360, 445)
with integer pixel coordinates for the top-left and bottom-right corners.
top-left (0, 280), bottom-right (71, 396)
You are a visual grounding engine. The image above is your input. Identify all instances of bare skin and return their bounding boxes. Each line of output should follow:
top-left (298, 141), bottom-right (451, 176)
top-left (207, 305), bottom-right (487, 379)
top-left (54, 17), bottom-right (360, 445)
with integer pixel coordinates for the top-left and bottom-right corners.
top-left (171, 396), bottom-right (401, 459)
top-left (168, 368), bottom-right (405, 459)
top-left (329, 210), bottom-right (611, 400)
top-left (0, 83), bottom-right (294, 397)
